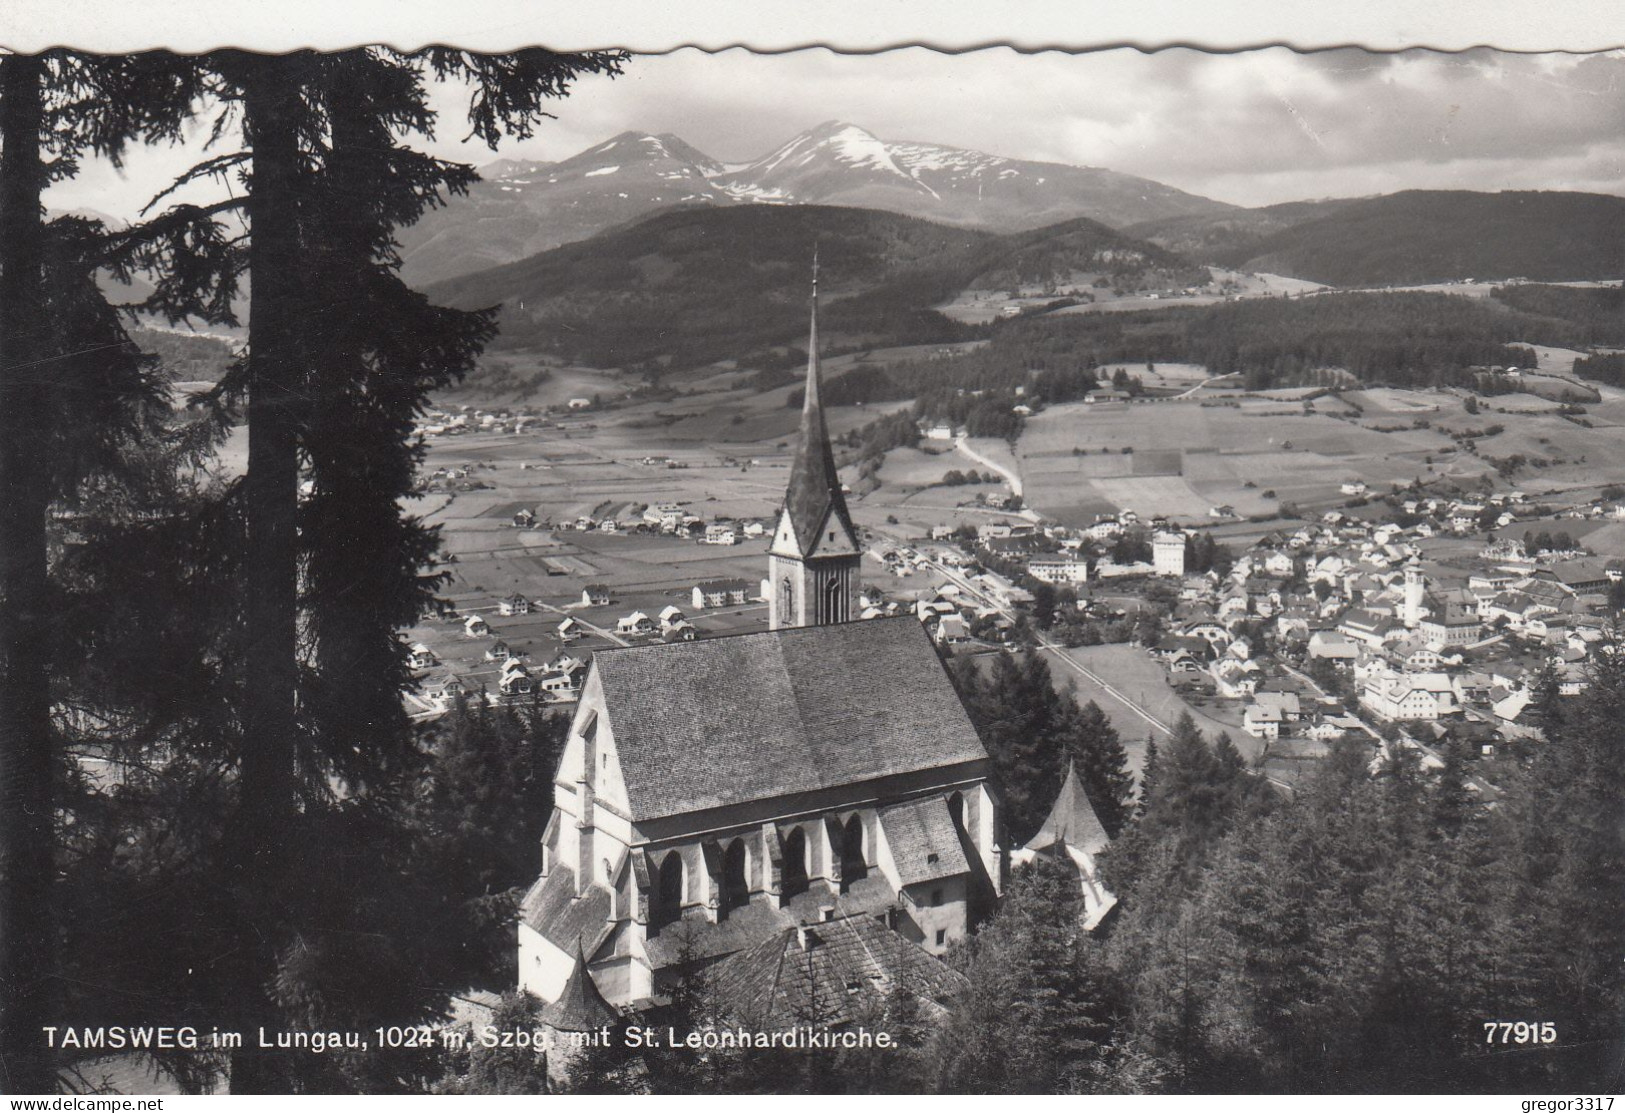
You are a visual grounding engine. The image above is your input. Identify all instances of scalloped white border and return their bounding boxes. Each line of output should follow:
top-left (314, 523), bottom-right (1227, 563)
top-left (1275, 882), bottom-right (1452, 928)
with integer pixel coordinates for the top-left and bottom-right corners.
top-left (0, 0), bottom-right (1619, 55)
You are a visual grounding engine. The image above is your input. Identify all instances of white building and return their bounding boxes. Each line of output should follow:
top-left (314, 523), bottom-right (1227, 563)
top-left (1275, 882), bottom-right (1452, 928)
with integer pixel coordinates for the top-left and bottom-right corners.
top-left (1152, 532), bottom-right (1186, 578)
top-left (1026, 555), bottom-right (1088, 585)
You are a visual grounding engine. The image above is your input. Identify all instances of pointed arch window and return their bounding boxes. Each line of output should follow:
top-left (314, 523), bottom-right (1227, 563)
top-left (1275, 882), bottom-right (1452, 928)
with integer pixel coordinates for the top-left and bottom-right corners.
top-left (781, 827), bottom-right (809, 899)
top-left (722, 838), bottom-right (749, 915)
top-left (653, 851), bottom-right (684, 930)
top-left (824, 576), bottom-right (843, 623)
top-left (780, 576), bottom-right (795, 624)
top-left (841, 815), bottom-right (867, 884)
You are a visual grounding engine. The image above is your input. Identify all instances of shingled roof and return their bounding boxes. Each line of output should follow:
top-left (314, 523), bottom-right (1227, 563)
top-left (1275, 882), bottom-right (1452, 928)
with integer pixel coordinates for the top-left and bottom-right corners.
top-left (779, 272), bottom-right (856, 557)
top-left (878, 797), bottom-right (971, 886)
top-left (1024, 760), bottom-right (1110, 858)
top-left (540, 939), bottom-right (618, 1032)
top-left (709, 913), bottom-right (968, 1029)
top-left (519, 867), bottom-right (613, 956)
top-left (592, 616), bottom-right (988, 822)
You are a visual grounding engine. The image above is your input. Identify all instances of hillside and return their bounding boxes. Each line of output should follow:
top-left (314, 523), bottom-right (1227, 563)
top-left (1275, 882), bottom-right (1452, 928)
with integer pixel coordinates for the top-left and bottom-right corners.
top-left (423, 204), bottom-right (1200, 372)
top-left (130, 327), bottom-right (237, 383)
top-left (956, 216), bottom-right (1206, 291)
top-left (1126, 198), bottom-right (1357, 265)
top-left (1227, 191), bottom-right (1625, 286)
top-left (397, 121), bottom-right (1233, 286)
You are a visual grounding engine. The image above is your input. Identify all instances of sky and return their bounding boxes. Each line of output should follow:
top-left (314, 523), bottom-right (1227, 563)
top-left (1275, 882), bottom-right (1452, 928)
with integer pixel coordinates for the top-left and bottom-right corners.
top-left (48, 45), bottom-right (1625, 219)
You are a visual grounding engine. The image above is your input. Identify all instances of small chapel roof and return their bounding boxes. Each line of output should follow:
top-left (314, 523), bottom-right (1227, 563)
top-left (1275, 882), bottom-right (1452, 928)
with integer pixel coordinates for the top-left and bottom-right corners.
top-left (539, 938), bottom-right (618, 1032)
top-left (1023, 760), bottom-right (1110, 858)
top-left (591, 616), bottom-right (988, 821)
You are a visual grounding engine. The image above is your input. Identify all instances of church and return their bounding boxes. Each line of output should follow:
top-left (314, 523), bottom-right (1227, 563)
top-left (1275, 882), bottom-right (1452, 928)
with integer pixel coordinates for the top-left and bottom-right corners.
top-left (517, 269), bottom-right (1007, 1010)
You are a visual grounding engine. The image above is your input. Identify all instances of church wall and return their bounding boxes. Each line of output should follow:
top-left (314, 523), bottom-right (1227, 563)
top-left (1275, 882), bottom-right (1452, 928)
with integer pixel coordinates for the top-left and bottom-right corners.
top-left (518, 922), bottom-right (574, 1002)
top-left (902, 877), bottom-right (969, 956)
top-left (974, 783), bottom-right (1001, 890)
top-left (591, 955), bottom-right (634, 1004)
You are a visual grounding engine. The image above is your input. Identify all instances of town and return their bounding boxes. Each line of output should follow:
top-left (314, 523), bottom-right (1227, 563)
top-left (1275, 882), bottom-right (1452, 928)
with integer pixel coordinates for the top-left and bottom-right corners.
top-left (401, 387), bottom-right (1622, 812)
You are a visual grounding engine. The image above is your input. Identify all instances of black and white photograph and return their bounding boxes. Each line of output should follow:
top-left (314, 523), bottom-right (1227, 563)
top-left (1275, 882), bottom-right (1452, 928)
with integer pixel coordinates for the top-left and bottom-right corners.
top-left (0, 3), bottom-right (1622, 1098)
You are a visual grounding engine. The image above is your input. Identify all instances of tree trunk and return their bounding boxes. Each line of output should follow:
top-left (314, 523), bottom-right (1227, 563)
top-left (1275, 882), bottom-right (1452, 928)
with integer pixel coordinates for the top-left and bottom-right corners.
top-left (229, 55), bottom-right (305, 1094)
top-left (0, 52), bottom-right (59, 1096)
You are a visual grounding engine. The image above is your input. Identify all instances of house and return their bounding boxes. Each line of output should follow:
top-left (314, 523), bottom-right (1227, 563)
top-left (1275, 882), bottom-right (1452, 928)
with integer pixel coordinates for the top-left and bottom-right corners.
top-left (557, 617), bottom-right (583, 642)
top-left (1243, 701), bottom-right (1284, 740)
top-left (1182, 621), bottom-right (1232, 647)
top-left (615, 611), bottom-right (655, 636)
top-left (499, 660), bottom-right (534, 696)
top-left (1307, 630), bottom-right (1359, 662)
top-left (705, 523), bottom-right (738, 546)
top-left (497, 593), bottom-right (531, 616)
top-left (1213, 657), bottom-right (1261, 699)
top-left (1390, 635), bottom-right (1440, 672)
top-left (581, 585), bottom-right (612, 607)
top-left (1361, 671), bottom-right (1458, 720)
top-left (407, 643), bottom-right (438, 671)
top-left (512, 508), bottom-right (536, 528)
top-left (692, 578), bottom-right (752, 609)
top-left (1084, 388), bottom-right (1128, 404)
top-left (484, 640), bottom-right (512, 662)
top-left (1026, 555), bottom-right (1088, 585)
top-left (658, 605), bottom-right (686, 630)
top-left (1338, 608), bottom-right (1398, 647)
top-left (567, 397), bottom-right (592, 410)
top-left (935, 614), bottom-right (970, 645)
top-left (662, 622), bottom-right (698, 643)
top-left (463, 614), bottom-right (489, 638)
top-left (430, 672), bottom-right (468, 708)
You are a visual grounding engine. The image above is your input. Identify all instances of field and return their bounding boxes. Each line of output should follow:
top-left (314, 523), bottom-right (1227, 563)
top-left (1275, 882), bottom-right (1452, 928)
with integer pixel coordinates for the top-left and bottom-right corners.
top-left (1013, 397), bottom-right (1474, 527)
top-left (1042, 643), bottom-right (1255, 775)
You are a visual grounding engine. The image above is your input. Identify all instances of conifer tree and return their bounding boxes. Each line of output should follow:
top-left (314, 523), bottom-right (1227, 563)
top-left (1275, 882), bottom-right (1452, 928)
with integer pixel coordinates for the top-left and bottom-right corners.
top-left (0, 49), bottom-right (222, 1093)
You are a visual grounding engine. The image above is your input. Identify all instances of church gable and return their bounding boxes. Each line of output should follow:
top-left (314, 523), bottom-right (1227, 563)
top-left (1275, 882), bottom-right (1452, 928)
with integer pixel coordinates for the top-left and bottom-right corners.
top-left (558, 670), bottom-right (632, 819)
top-left (801, 503), bottom-right (860, 558)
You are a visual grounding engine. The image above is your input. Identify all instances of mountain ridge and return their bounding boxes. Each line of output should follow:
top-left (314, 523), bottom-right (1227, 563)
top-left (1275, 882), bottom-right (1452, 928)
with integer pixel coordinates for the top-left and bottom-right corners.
top-left (395, 121), bottom-right (1234, 286)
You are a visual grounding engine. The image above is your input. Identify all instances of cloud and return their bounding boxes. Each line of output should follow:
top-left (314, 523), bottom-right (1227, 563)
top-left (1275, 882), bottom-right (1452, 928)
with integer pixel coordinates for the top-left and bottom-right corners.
top-left (46, 45), bottom-right (1625, 217)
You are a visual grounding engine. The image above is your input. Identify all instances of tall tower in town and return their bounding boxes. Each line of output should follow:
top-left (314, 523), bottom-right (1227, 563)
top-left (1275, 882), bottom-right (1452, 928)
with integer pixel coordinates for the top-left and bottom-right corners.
top-left (768, 256), bottom-right (861, 629)
top-left (1403, 554), bottom-right (1426, 628)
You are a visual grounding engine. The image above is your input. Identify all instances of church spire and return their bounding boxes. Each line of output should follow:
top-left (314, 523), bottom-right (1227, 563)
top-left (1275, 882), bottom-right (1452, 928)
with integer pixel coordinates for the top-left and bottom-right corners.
top-left (779, 250), bottom-right (855, 559)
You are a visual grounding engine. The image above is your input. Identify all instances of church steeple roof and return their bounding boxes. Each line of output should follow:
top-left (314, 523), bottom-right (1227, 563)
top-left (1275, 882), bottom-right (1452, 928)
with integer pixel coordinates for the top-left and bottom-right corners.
top-left (781, 253), bottom-right (856, 558)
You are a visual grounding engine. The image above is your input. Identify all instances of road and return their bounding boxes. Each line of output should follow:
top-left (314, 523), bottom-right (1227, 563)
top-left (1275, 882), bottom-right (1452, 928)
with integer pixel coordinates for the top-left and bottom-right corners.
top-left (920, 554), bottom-right (1173, 738)
top-left (953, 435), bottom-right (1025, 499)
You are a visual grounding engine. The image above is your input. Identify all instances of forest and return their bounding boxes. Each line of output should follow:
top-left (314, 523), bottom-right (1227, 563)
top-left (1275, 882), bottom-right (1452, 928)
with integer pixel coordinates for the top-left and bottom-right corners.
top-left (448, 654), bottom-right (1625, 1095)
top-left (0, 46), bottom-right (1620, 1097)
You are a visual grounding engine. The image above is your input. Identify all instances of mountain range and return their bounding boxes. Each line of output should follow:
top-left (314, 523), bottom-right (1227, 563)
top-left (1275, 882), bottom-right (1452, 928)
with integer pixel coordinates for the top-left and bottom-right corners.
top-left (396, 121), bottom-right (1233, 286)
top-left (1135, 190), bottom-right (1625, 287)
top-left (423, 203), bottom-right (1198, 371)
